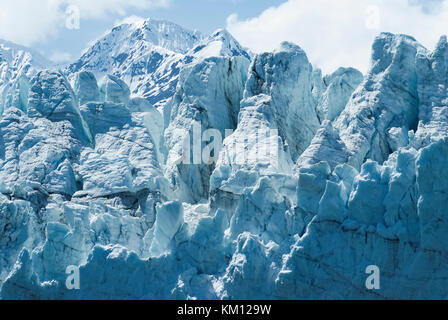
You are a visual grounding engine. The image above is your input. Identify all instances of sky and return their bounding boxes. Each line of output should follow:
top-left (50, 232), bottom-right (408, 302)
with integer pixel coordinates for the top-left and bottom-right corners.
top-left (0, 0), bottom-right (447, 73)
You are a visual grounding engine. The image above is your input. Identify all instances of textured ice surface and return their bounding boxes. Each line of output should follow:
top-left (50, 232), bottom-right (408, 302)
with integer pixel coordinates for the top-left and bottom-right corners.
top-left (244, 42), bottom-right (321, 161)
top-left (0, 40), bottom-right (50, 115)
top-left (299, 33), bottom-right (425, 170)
top-left (315, 67), bottom-right (363, 122)
top-left (164, 56), bottom-right (249, 203)
top-left (1, 28), bottom-right (448, 300)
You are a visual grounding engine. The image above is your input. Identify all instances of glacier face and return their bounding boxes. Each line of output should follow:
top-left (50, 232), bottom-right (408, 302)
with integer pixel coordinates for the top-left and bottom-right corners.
top-left (0, 40), bottom-right (51, 116)
top-left (1, 23), bottom-right (448, 300)
top-left (165, 55), bottom-right (250, 203)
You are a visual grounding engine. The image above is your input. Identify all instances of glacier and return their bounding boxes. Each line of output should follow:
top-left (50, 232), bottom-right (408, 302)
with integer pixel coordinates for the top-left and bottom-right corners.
top-left (0, 18), bottom-right (448, 300)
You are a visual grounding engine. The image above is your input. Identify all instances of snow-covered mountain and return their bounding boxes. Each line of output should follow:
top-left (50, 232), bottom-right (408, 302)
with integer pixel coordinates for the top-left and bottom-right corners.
top-left (67, 19), bottom-right (250, 109)
top-left (1, 18), bottom-right (448, 300)
top-left (67, 19), bottom-right (203, 108)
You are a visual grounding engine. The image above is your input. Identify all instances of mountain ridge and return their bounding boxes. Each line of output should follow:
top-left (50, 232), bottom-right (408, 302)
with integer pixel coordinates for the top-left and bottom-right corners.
top-left (66, 18), bottom-right (251, 109)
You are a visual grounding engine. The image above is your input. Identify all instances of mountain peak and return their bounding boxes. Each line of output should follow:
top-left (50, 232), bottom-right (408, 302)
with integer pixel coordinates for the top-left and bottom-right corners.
top-left (210, 28), bottom-right (233, 39)
top-left (106, 18), bottom-right (204, 55)
top-left (189, 28), bottom-right (250, 60)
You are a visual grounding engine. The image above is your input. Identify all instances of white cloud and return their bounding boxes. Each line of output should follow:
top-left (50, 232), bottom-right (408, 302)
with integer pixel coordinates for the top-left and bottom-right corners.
top-left (227, 0), bottom-right (448, 74)
top-left (113, 15), bottom-right (146, 27)
top-left (49, 50), bottom-right (73, 64)
top-left (68, 0), bottom-right (170, 19)
top-left (0, 0), bottom-right (171, 46)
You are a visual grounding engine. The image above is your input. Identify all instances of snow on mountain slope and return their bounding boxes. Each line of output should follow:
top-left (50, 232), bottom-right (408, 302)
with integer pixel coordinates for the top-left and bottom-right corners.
top-left (67, 19), bottom-right (250, 110)
top-left (0, 40), bottom-right (50, 84)
top-left (189, 29), bottom-right (251, 61)
top-left (2, 25), bottom-right (448, 300)
top-left (67, 19), bottom-right (202, 108)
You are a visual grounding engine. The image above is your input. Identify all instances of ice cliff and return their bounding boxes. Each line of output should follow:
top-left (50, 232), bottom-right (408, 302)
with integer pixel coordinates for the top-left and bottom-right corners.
top-left (0, 22), bottom-right (448, 299)
top-left (0, 40), bottom-right (51, 116)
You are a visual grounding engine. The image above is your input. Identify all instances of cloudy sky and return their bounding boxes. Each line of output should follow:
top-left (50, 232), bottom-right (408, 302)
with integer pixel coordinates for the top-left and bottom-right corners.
top-left (0, 0), bottom-right (447, 73)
